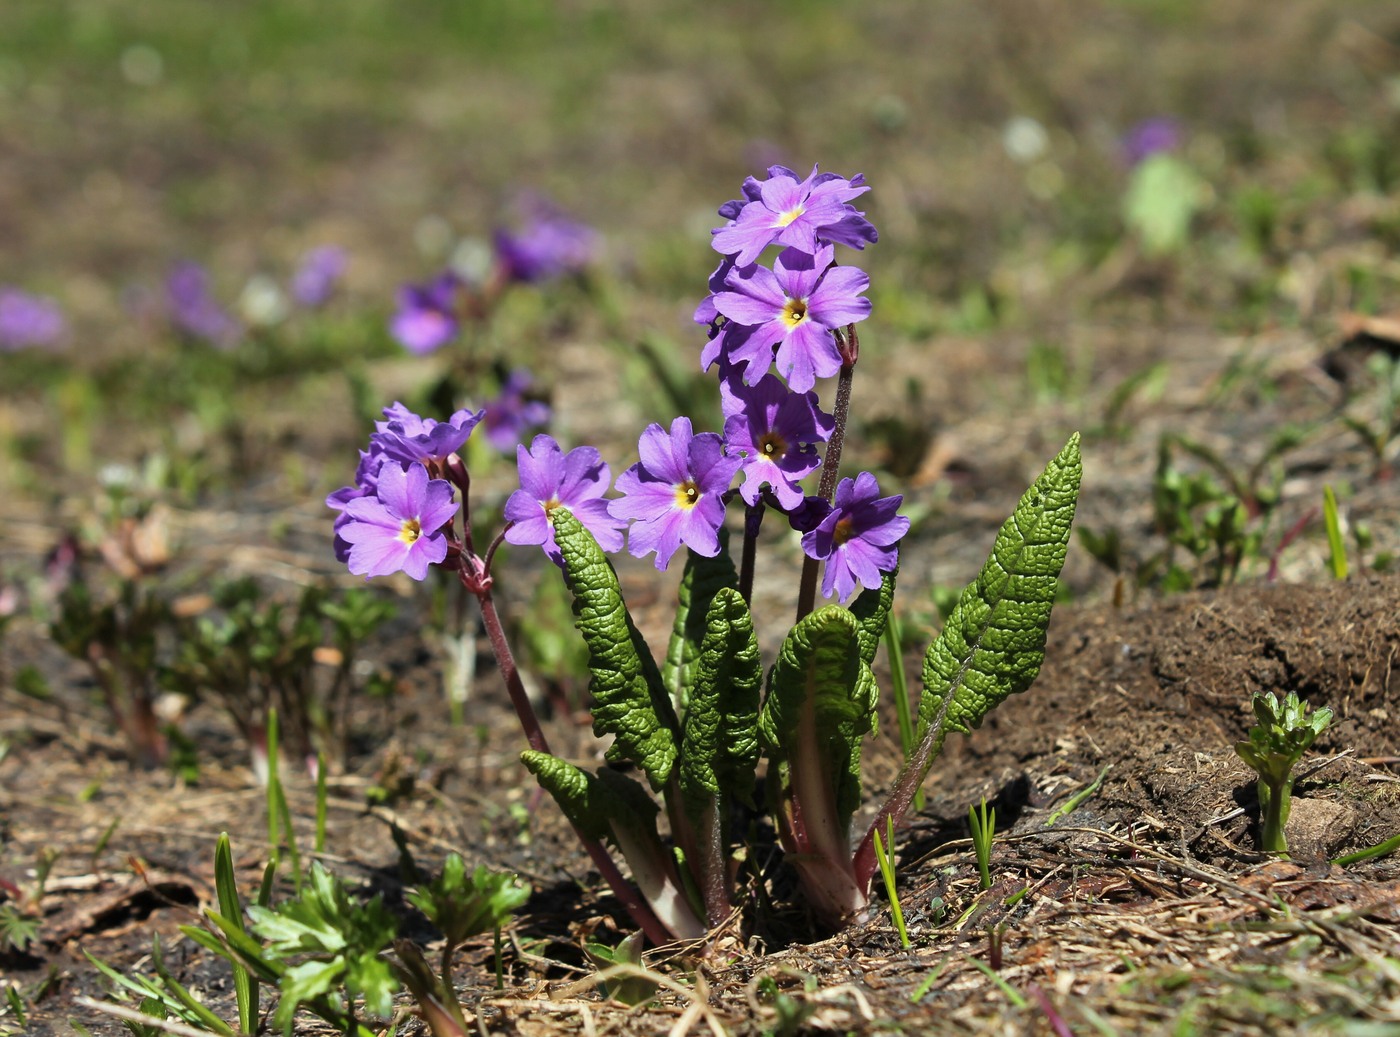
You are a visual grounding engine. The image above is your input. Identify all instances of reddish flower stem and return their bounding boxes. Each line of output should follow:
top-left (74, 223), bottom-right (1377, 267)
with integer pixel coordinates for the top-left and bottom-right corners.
top-left (464, 556), bottom-right (674, 943)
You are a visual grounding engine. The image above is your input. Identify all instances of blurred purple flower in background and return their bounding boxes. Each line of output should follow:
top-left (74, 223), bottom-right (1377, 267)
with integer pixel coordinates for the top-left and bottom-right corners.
top-left (290, 246), bottom-right (347, 307)
top-left (1122, 117), bottom-right (1182, 167)
top-left (494, 196), bottom-right (598, 284)
top-left (166, 262), bottom-right (241, 347)
top-left (390, 272), bottom-right (460, 354)
top-left (0, 287), bottom-right (67, 350)
top-left (482, 369), bottom-right (552, 451)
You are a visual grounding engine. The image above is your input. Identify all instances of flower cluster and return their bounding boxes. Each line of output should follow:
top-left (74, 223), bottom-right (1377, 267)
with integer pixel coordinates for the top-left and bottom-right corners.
top-left (327, 402), bottom-right (481, 578)
top-left (336, 165), bottom-right (907, 603)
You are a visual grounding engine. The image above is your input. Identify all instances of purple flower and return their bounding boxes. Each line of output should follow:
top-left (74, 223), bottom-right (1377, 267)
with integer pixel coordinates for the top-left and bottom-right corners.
top-left (504, 435), bottom-right (623, 565)
top-left (481, 369), bottom-right (552, 451)
top-left (801, 472), bottom-right (909, 603)
top-left (494, 197), bottom-right (597, 283)
top-left (390, 272), bottom-right (460, 355)
top-left (167, 262), bottom-right (241, 347)
top-left (371, 403), bottom-right (484, 467)
top-left (711, 245), bottom-right (871, 393)
top-left (722, 373), bottom-right (833, 510)
top-left (0, 287), bottom-right (66, 350)
top-left (291, 246), bottom-right (347, 307)
top-left (609, 417), bottom-right (743, 570)
top-left (1122, 117), bottom-right (1181, 167)
top-left (337, 462), bottom-right (459, 580)
top-left (710, 165), bottom-right (876, 267)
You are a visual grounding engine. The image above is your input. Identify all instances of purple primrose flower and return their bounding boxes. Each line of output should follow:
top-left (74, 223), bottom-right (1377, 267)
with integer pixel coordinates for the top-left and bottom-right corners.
top-left (0, 287), bottom-right (66, 350)
top-left (801, 471), bottom-right (909, 603)
top-left (167, 262), bottom-right (241, 347)
top-left (712, 244), bottom-right (871, 393)
top-left (291, 246), bottom-right (347, 307)
top-left (504, 435), bottom-right (624, 565)
top-left (482, 369), bottom-right (552, 452)
top-left (722, 373), bottom-right (833, 511)
top-left (711, 164), bottom-right (876, 267)
top-left (371, 402), bottom-right (484, 467)
top-left (1122, 117), bottom-right (1181, 167)
top-left (494, 197), bottom-right (597, 283)
top-left (337, 461), bottom-right (459, 580)
top-left (390, 272), bottom-right (460, 355)
top-left (609, 417), bottom-right (743, 570)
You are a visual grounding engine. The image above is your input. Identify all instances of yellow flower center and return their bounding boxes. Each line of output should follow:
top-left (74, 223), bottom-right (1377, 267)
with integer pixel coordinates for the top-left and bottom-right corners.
top-left (776, 204), bottom-right (805, 228)
top-left (832, 516), bottom-right (854, 547)
top-left (781, 297), bottom-right (809, 329)
top-left (757, 432), bottom-right (785, 459)
top-left (674, 480), bottom-right (701, 509)
top-left (543, 496), bottom-right (562, 520)
top-left (398, 517), bottom-right (423, 544)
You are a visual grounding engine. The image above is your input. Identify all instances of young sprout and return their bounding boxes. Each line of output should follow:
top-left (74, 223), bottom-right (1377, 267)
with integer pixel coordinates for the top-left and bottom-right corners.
top-left (872, 816), bottom-right (910, 949)
top-left (969, 797), bottom-right (996, 891)
top-left (1234, 691), bottom-right (1334, 856)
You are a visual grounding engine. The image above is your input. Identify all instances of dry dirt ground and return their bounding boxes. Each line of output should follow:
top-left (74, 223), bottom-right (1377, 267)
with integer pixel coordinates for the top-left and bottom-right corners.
top-left (4, 566), bottom-right (1400, 1035)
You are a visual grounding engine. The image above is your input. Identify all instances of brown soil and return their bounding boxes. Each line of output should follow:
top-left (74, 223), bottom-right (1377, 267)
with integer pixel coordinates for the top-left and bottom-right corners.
top-left (3, 572), bottom-right (1398, 1035)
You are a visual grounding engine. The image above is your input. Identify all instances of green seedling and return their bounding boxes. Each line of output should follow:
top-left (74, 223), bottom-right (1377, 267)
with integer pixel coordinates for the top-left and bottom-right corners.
top-left (883, 614), bottom-right (923, 812)
top-left (1333, 830), bottom-right (1400, 867)
top-left (583, 930), bottom-right (658, 1007)
top-left (1044, 765), bottom-right (1112, 826)
top-left (1234, 692), bottom-right (1334, 856)
top-left (406, 853), bottom-right (530, 1012)
top-left (969, 797), bottom-right (996, 891)
top-left (1322, 485), bottom-right (1348, 581)
top-left (50, 579), bottom-right (170, 768)
top-left (872, 816), bottom-right (910, 949)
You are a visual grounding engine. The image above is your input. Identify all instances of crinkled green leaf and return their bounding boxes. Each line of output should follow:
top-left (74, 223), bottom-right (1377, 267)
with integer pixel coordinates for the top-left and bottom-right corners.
top-left (849, 566), bottom-right (897, 668)
top-left (760, 605), bottom-right (878, 826)
top-left (662, 539), bottom-right (738, 713)
top-left (678, 587), bottom-right (761, 811)
top-left (521, 750), bottom-right (614, 841)
top-left (553, 508), bottom-right (678, 790)
top-left (917, 433), bottom-right (1081, 766)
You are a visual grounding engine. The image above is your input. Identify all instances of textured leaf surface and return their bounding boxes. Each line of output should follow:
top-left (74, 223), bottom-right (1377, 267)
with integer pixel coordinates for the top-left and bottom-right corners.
top-left (553, 508), bottom-right (677, 789)
top-left (917, 433), bottom-right (1081, 762)
top-left (520, 750), bottom-right (614, 841)
top-left (760, 605), bottom-right (877, 825)
top-left (849, 566), bottom-right (897, 668)
top-left (678, 587), bottom-right (762, 809)
top-left (661, 540), bottom-right (738, 712)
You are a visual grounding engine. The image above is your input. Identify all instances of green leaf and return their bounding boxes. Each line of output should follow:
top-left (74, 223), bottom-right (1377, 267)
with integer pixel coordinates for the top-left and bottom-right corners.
top-left (917, 433), bottom-right (1082, 767)
top-left (760, 605), bottom-right (878, 830)
top-left (849, 566), bottom-right (898, 668)
top-left (552, 508), bottom-right (678, 790)
top-left (275, 959), bottom-right (344, 1033)
top-left (677, 587), bottom-right (762, 811)
top-left (1123, 154), bottom-right (1205, 256)
top-left (520, 750), bottom-right (619, 841)
top-left (213, 833), bottom-right (257, 1036)
top-left (407, 854), bottom-right (530, 947)
top-left (661, 540), bottom-right (738, 712)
